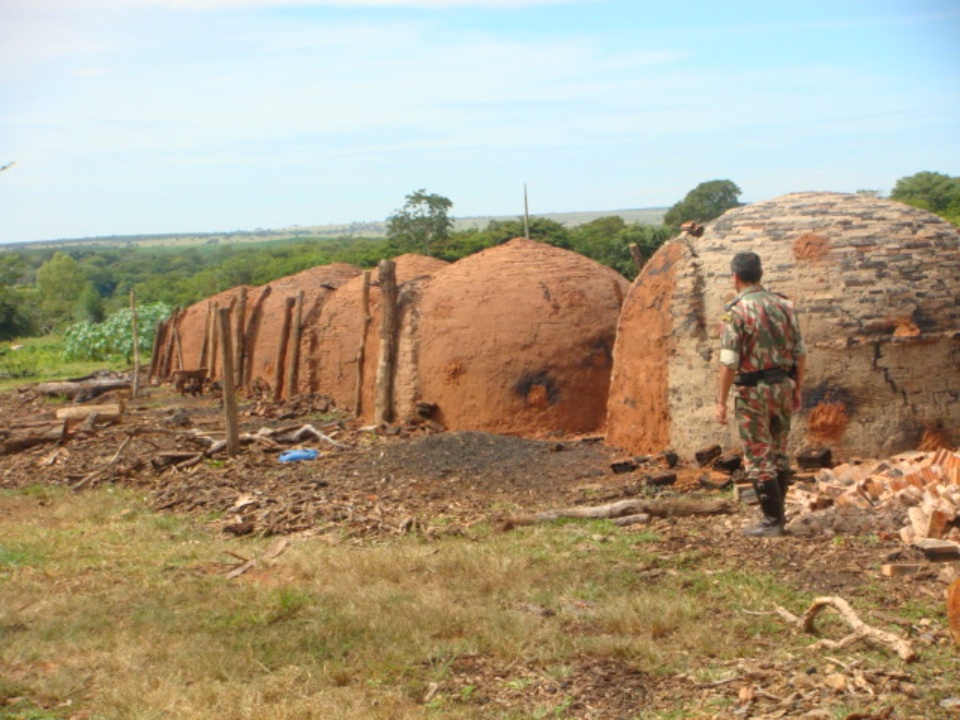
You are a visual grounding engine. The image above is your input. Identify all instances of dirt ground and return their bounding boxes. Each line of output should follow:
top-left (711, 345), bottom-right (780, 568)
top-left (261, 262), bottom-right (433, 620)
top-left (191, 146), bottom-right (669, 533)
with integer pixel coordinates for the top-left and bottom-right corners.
top-left (2, 382), bottom-right (958, 719)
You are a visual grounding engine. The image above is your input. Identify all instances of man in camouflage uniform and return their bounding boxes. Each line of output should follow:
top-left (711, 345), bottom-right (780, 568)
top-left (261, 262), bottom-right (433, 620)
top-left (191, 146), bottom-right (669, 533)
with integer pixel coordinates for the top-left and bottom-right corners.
top-left (716, 252), bottom-right (806, 537)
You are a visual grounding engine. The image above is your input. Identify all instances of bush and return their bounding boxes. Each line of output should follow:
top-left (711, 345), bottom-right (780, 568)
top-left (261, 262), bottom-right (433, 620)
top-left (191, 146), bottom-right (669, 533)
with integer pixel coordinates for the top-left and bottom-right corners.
top-left (63, 303), bottom-right (172, 362)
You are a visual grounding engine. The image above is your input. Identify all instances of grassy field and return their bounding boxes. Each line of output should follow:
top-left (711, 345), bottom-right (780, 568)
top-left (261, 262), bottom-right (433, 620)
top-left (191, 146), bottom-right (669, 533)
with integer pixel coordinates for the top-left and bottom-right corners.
top-left (0, 485), bottom-right (954, 720)
top-left (0, 337), bottom-right (128, 393)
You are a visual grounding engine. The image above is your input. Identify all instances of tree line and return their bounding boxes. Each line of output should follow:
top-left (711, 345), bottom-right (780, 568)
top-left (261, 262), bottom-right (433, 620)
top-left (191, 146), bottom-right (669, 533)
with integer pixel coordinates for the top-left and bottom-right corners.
top-left (0, 172), bottom-right (957, 343)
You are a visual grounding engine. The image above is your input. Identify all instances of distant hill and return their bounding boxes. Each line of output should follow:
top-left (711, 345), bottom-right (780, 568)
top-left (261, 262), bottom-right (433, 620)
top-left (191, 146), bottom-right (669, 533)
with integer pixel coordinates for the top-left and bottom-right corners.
top-left (1, 208), bottom-right (667, 251)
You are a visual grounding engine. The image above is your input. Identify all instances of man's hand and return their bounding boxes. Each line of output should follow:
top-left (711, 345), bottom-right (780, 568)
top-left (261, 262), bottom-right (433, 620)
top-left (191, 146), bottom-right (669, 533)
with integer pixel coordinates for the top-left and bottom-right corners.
top-left (715, 401), bottom-right (727, 424)
top-left (792, 388), bottom-right (803, 412)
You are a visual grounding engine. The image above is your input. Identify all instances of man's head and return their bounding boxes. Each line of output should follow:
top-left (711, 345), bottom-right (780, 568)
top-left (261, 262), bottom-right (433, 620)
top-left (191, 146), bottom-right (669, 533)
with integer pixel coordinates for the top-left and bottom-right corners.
top-left (731, 252), bottom-right (763, 285)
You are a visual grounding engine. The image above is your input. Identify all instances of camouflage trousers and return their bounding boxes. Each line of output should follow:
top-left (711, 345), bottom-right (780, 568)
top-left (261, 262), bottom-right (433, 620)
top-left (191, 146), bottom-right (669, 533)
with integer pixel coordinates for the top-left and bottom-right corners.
top-left (734, 382), bottom-right (793, 483)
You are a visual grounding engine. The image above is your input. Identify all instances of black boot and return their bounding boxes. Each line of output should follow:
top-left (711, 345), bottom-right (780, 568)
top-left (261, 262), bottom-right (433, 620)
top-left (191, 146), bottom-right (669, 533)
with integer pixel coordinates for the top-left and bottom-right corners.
top-left (743, 478), bottom-right (785, 537)
top-left (776, 468), bottom-right (792, 502)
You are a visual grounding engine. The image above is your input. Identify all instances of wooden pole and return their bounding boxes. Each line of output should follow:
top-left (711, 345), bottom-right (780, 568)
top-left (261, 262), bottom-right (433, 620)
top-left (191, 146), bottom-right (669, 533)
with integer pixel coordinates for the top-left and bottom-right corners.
top-left (148, 316), bottom-right (166, 384)
top-left (354, 270), bottom-right (371, 415)
top-left (284, 290), bottom-right (304, 398)
top-left (523, 183), bottom-right (530, 240)
top-left (173, 320), bottom-right (184, 371)
top-left (130, 289), bottom-right (141, 397)
top-left (208, 301), bottom-right (220, 378)
top-left (199, 302), bottom-right (212, 370)
top-left (235, 287), bottom-right (248, 388)
top-left (160, 311), bottom-right (177, 378)
top-left (373, 259), bottom-right (398, 425)
top-left (217, 308), bottom-right (240, 457)
top-left (273, 297), bottom-right (296, 401)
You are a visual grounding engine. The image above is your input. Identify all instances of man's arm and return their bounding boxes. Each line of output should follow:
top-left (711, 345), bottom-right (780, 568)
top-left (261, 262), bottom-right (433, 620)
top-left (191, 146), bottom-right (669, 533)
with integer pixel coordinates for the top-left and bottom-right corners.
top-left (716, 365), bottom-right (736, 424)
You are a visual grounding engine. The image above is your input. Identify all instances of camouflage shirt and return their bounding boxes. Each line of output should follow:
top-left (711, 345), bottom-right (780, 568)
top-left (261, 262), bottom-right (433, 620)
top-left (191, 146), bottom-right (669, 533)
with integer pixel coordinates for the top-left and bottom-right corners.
top-left (720, 285), bottom-right (806, 373)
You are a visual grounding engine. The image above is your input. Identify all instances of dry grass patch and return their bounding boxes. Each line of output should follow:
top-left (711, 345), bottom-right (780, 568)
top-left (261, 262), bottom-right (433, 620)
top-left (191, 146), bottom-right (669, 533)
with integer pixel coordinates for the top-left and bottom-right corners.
top-left (2, 486), bottom-right (947, 719)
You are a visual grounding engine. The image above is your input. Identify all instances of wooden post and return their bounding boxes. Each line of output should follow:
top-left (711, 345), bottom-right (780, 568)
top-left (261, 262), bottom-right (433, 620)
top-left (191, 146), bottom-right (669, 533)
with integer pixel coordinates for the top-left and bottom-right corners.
top-left (235, 287), bottom-right (247, 388)
top-left (199, 302), bottom-right (212, 370)
top-left (173, 320), bottom-right (184, 371)
top-left (354, 270), bottom-right (371, 415)
top-left (273, 297), bottom-right (296, 401)
top-left (217, 308), bottom-right (240, 457)
top-left (374, 259), bottom-right (398, 425)
top-left (148, 316), bottom-right (166, 384)
top-left (523, 182), bottom-right (530, 240)
top-left (284, 290), bottom-right (304, 398)
top-left (160, 312), bottom-right (177, 378)
top-left (130, 289), bottom-right (141, 397)
top-left (208, 301), bottom-right (220, 378)
top-left (629, 243), bottom-right (644, 271)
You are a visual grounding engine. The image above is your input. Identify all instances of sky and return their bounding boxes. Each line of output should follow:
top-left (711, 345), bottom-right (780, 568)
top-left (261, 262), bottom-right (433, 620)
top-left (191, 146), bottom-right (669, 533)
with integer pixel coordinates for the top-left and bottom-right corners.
top-left (1, 0), bottom-right (958, 244)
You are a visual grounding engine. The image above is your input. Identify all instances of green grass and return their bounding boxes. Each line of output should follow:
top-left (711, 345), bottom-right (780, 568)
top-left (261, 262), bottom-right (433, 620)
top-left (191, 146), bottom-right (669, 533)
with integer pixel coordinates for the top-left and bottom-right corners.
top-left (0, 486), bottom-right (955, 720)
top-left (0, 335), bottom-right (128, 392)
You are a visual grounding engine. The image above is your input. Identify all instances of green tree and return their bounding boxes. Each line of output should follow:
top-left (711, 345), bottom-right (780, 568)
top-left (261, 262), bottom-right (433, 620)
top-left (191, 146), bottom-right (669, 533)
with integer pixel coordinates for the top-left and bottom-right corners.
top-left (663, 179), bottom-right (742, 228)
top-left (36, 252), bottom-right (97, 331)
top-left (0, 255), bottom-right (32, 339)
top-left (386, 189), bottom-right (454, 257)
top-left (568, 218), bottom-right (671, 279)
top-left (482, 217), bottom-right (571, 248)
top-left (890, 171), bottom-right (960, 224)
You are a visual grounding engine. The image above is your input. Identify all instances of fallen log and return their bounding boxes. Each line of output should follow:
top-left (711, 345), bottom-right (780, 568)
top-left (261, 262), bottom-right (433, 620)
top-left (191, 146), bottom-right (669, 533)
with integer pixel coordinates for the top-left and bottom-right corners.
top-left (36, 378), bottom-right (131, 401)
top-left (503, 498), bottom-right (733, 529)
top-left (0, 422), bottom-right (66, 455)
top-left (151, 451), bottom-right (203, 470)
top-left (774, 595), bottom-right (916, 662)
top-left (56, 402), bottom-right (124, 427)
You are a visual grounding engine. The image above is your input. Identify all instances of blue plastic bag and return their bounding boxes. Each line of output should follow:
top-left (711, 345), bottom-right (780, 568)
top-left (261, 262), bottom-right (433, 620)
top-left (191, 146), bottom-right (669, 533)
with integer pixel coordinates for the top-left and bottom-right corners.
top-left (278, 448), bottom-right (319, 463)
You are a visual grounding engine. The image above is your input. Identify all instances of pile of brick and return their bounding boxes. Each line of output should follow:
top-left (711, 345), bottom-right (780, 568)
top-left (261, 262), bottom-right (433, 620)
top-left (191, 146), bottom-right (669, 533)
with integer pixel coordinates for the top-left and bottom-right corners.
top-left (788, 447), bottom-right (960, 560)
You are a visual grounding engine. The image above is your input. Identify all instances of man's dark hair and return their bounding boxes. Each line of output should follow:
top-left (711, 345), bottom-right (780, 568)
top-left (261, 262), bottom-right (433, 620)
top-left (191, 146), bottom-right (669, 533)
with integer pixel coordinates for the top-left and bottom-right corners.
top-left (731, 252), bottom-right (763, 284)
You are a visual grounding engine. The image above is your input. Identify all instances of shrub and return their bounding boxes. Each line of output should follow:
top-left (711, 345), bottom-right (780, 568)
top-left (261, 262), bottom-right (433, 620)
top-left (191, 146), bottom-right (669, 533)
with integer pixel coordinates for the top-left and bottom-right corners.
top-left (63, 303), bottom-right (172, 362)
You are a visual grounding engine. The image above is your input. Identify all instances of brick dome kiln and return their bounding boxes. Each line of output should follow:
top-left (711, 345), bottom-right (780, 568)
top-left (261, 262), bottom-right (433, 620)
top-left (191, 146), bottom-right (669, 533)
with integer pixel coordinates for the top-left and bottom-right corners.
top-left (304, 254), bottom-right (448, 419)
top-left (154, 263), bottom-right (361, 394)
top-left (606, 192), bottom-right (960, 459)
top-left (411, 238), bottom-right (629, 435)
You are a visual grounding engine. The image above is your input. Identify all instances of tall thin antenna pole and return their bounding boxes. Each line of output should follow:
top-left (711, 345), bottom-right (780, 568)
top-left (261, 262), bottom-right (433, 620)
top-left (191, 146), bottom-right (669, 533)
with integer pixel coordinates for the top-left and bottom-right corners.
top-left (523, 183), bottom-right (530, 240)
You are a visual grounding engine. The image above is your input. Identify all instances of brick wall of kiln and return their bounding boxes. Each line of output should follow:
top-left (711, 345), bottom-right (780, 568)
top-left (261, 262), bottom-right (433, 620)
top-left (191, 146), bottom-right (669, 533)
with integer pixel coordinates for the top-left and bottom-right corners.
top-left (630, 192), bottom-right (960, 459)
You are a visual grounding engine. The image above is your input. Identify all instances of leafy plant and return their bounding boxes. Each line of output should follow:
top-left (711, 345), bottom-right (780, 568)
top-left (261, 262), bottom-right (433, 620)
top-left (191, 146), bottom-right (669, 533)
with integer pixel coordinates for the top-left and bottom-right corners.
top-left (63, 302), bottom-right (171, 362)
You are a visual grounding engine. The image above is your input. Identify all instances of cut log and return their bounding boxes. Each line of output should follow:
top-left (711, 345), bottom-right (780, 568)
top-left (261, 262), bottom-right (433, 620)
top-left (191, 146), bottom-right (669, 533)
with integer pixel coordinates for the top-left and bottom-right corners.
top-left (694, 444), bottom-right (722, 467)
top-left (36, 378), bottom-right (130, 400)
top-left (503, 498), bottom-right (733, 528)
top-left (713, 451), bottom-right (742, 473)
top-left (610, 458), bottom-right (639, 474)
top-left (55, 403), bottom-right (124, 426)
top-left (645, 471), bottom-right (677, 487)
top-left (0, 422), bottom-right (66, 455)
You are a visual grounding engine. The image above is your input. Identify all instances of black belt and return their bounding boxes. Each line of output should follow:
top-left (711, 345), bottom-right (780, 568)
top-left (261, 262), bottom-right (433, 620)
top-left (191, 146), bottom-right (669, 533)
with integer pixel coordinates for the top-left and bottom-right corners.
top-left (734, 367), bottom-right (790, 387)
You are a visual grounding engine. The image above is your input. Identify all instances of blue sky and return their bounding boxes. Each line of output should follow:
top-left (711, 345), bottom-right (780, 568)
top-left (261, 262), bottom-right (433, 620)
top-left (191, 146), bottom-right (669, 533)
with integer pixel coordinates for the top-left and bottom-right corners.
top-left (1, 0), bottom-right (958, 244)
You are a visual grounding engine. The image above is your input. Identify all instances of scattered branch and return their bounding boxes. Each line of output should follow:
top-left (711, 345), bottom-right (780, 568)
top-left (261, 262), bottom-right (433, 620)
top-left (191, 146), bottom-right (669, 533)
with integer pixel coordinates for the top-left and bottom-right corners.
top-left (775, 596), bottom-right (916, 662)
